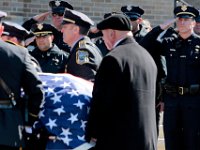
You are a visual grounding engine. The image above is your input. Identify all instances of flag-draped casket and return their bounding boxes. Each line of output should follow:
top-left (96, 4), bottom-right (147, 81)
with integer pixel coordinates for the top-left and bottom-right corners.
top-left (34, 73), bottom-right (94, 149)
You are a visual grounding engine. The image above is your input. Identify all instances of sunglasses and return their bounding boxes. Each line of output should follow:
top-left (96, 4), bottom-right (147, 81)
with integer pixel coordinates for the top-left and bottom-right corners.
top-left (52, 12), bottom-right (64, 17)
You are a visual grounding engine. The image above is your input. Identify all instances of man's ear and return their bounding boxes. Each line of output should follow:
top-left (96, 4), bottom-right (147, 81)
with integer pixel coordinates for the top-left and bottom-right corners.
top-left (51, 34), bottom-right (54, 41)
top-left (73, 25), bottom-right (79, 34)
top-left (0, 25), bottom-right (4, 36)
top-left (110, 29), bottom-right (115, 38)
top-left (193, 21), bottom-right (196, 28)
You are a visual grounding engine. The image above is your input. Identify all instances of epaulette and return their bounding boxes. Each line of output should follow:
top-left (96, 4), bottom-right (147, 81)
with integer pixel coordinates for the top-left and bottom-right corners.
top-left (78, 40), bottom-right (89, 50)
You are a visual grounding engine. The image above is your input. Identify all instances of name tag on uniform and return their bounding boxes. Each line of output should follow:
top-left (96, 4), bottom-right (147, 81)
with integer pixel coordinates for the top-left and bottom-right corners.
top-left (180, 55), bottom-right (186, 58)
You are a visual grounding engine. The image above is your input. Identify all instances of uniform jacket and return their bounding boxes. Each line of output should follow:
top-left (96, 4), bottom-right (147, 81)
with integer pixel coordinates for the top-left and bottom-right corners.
top-left (141, 26), bottom-right (200, 86)
top-left (0, 40), bottom-right (43, 147)
top-left (86, 37), bottom-right (157, 150)
top-left (66, 36), bottom-right (102, 81)
top-left (30, 44), bottom-right (68, 73)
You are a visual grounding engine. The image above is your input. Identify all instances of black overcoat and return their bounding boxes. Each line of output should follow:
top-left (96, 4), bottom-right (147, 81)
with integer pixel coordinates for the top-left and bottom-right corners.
top-left (86, 37), bottom-right (157, 150)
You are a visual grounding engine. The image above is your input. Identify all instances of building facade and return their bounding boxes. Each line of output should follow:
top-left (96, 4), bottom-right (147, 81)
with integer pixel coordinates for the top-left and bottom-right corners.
top-left (0, 0), bottom-right (199, 27)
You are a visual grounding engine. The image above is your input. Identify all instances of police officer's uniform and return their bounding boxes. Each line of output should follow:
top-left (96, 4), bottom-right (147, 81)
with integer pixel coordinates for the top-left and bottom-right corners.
top-left (0, 12), bottom-right (43, 149)
top-left (22, 0), bottom-right (73, 53)
top-left (62, 9), bottom-right (102, 81)
top-left (30, 23), bottom-right (68, 73)
top-left (2, 21), bottom-right (42, 72)
top-left (2, 21), bottom-right (30, 44)
top-left (142, 5), bottom-right (200, 150)
top-left (121, 5), bottom-right (147, 42)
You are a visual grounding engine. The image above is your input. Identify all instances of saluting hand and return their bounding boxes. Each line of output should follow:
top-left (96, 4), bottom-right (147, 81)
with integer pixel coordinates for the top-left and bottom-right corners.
top-left (160, 18), bottom-right (176, 30)
top-left (33, 12), bottom-right (50, 22)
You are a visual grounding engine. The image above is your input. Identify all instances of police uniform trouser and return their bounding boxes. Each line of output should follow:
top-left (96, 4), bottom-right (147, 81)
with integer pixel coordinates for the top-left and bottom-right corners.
top-left (163, 94), bottom-right (200, 150)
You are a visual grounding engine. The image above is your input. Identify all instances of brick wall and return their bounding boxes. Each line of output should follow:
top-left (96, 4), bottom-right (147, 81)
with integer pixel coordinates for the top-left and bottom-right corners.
top-left (0, 0), bottom-right (199, 28)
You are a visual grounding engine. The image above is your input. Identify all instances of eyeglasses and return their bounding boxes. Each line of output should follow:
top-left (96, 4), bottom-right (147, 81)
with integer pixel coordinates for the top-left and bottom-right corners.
top-left (52, 13), bottom-right (64, 17)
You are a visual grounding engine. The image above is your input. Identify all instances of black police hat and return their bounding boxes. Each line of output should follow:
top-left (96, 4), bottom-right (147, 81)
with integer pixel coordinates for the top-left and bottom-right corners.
top-left (62, 9), bottom-right (94, 29)
top-left (121, 5), bottom-right (144, 21)
top-left (97, 13), bottom-right (132, 31)
top-left (2, 21), bottom-right (29, 41)
top-left (49, 0), bottom-right (73, 14)
top-left (174, 5), bottom-right (199, 19)
top-left (31, 23), bottom-right (57, 37)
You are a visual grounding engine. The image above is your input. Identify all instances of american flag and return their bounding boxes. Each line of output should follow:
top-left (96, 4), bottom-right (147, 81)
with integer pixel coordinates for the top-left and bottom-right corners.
top-left (34, 73), bottom-right (93, 149)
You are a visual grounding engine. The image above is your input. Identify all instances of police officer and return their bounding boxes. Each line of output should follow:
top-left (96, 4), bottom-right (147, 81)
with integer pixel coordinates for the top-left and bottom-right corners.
top-left (0, 11), bottom-right (43, 149)
top-left (2, 21), bottom-right (30, 47)
top-left (121, 5), bottom-right (147, 42)
top-left (1, 21), bottom-right (42, 72)
top-left (22, 0), bottom-right (73, 53)
top-left (30, 23), bottom-right (68, 73)
top-left (61, 9), bottom-right (102, 81)
top-left (142, 5), bottom-right (200, 150)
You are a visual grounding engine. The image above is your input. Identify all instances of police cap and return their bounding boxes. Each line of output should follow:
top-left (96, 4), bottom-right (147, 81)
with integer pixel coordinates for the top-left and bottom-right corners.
top-left (2, 21), bottom-right (29, 41)
top-left (174, 5), bottom-right (199, 19)
top-left (121, 5), bottom-right (144, 21)
top-left (62, 9), bottom-right (94, 29)
top-left (97, 13), bottom-right (132, 31)
top-left (49, 0), bottom-right (73, 14)
top-left (31, 23), bottom-right (56, 37)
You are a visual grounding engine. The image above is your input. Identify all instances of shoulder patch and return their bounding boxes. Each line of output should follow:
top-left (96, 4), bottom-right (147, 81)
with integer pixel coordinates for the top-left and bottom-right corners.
top-left (76, 50), bottom-right (89, 65)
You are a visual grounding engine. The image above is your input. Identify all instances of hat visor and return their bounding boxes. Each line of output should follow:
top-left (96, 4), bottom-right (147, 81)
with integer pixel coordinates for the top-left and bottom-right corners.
top-left (129, 16), bottom-right (139, 21)
top-left (125, 13), bottom-right (140, 21)
top-left (52, 7), bottom-right (65, 13)
top-left (34, 33), bottom-right (52, 37)
top-left (177, 14), bottom-right (194, 19)
top-left (61, 20), bottom-right (73, 25)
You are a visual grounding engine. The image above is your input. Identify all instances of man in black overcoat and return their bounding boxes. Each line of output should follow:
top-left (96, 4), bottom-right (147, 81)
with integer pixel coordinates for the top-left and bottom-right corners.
top-left (85, 13), bottom-right (157, 150)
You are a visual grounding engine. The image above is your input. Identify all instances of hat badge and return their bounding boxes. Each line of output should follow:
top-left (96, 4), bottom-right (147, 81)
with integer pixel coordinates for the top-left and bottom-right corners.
top-left (126, 5), bottom-right (132, 11)
top-left (181, 5), bottom-right (187, 11)
top-left (55, 0), bottom-right (61, 7)
top-left (37, 24), bottom-right (43, 30)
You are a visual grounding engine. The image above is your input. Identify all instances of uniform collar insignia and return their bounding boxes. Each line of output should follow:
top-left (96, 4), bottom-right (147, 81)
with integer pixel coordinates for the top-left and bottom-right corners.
top-left (181, 5), bottom-right (187, 11)
top-left (37, 24), bottom-right (43, 30)
top-left (127, 5), bottom-right (132, 11)
top-left (55, 0), bottom-right (61, 7)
